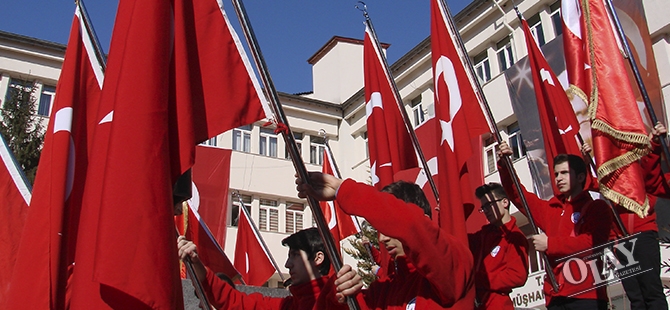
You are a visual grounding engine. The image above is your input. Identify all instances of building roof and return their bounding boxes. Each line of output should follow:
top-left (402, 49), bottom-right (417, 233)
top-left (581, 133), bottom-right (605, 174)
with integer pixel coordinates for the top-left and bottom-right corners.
top-left (307, 36), bottom-right (390, 65)
top-left (0, 30), bottom-right (66, 53)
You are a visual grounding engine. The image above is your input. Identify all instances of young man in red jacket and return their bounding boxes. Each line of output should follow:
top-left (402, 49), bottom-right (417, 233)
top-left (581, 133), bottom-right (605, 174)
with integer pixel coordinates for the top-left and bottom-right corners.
top-left (611, 122), bottom-right (669, 310)
top-left (296, 175), bottom-right (475, 309)
top-left (177, 227), bottom-right (346, 310)
top-left (469, 182), bottom-right (529, 309)
top-left (497, 141), bottom-right (612, 309)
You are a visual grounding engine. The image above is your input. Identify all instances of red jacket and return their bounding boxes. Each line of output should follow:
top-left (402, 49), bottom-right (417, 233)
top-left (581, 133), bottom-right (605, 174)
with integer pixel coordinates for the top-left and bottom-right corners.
top-left (499, 165), bottom-right (612, 305)
top-left (336, 179), bottom-right (476, 309)
top-left (468, 217), bottom-right (529, 309)
top-left (200, 268), bottom-right (345, 310)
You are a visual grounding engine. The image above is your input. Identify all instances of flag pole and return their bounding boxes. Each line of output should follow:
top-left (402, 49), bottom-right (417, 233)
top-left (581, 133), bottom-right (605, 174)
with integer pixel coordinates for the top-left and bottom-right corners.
top-left (512, 8), bottom-right (630, 238)
top-left (603, 0), bottom-right (670, 166)
top-left (356, 2), bottom-right (440, 207)
top-left (319, 129), bottom-right (374, 261)
top-left (76, 0), bottom-right (107, 70)
top-left (439, 0), bottom-right (559, 292)
top-left (230, 1), bottom-right (360, 308)
top-left (232, 191), bottom-right (286, 283)
top-left (175, 226), bottom-right (212, 310)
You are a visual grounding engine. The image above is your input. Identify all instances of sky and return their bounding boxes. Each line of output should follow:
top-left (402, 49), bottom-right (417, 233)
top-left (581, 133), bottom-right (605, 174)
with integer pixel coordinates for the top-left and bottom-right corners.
top-left (0, 0), bottom-right (471, 95)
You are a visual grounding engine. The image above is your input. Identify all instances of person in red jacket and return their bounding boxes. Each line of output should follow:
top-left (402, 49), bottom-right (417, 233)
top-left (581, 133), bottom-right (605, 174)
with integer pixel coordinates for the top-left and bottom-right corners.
top-left (469, 182), bottom-right (529, 309)
top-left (497, 141), bottom-right (612, 309)
top-left (611, 122), bottom-right (669, 310)
top-left (296, 174), bottom-right (475, 309)
top-left (177, 227), bottom-right (346, 310)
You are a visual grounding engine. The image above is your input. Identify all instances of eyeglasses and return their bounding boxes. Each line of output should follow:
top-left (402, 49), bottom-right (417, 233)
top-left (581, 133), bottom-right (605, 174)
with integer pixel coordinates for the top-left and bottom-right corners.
top-left (478, 198), bottom-right (504, 213)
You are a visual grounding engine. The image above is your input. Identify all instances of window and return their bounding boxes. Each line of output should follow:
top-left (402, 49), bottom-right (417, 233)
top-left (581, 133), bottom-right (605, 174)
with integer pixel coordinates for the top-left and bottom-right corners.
top-left (496, 36), bottom-right (514, 72)
top-left (285, 132), bottom-right (303, 159)
top-left (232, 125), bottom-right (252, 152)
top-left (362, 131), bottom-right (369, 159)
top-left (285, 202), bottom-right (305, 234)
top-left (473, 51), bottom-right (491, 83)
top-left (38, 85), bottom-right (56, 117)
top-left (528, 13), bottom-right (546, 47)
top-left (483, 136), bottom-right (498, 175)
top-left (259, 127), bottom-right (278, 157)
top-left (507, 122), bottom-right (527, 160)
top-left (310, 136), bottom-right (326, 165)
top-left (201, 137), bottom-right (217, 146)
top-left (5, 79), bottom-right (33, 105)
top-left (410, 95), bottom-right (426, 128)
top-left (259, 199), bottom-right (279, 232)
top-left (550, 1), bottom-right (562, 37)
top-left (230, 194), bottom-right (252, 227)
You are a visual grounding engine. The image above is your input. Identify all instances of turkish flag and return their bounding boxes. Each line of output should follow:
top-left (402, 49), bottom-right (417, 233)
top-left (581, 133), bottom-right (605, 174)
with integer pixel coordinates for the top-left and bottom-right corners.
top-left (363, 25), bottom-right (418, 191)
top-left (521, 19), bottom-right (583, 196)
top-left (6, 5), bottom-right (104, 309)
top-left (431, 0), bottom-right (490, 243)
top-left (184, 203), bottom-right (239, 281)
top-left (234, 209), bottom-right (276, 286)
top-left (191, 146), bottom-right (233, 248)
top-left (0, 135), bottom-right (32, 308)
top-left (320, 149), bottom-right (360, 252)
top-left (67, 0), bottom-right (271, 308)
top-left (565, 0), bottom-right (649, 217)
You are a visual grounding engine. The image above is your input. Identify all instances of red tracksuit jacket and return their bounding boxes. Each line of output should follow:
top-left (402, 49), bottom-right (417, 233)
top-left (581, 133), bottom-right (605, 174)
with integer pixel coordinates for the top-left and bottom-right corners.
top-left (335, 179), bottom-right (476, 309)
top-left (200, 268), bottom-right (345, 310)
top-left (499, 165), bottom-right (612, 305)
top-left (468, 217), bottom-right (529, 309)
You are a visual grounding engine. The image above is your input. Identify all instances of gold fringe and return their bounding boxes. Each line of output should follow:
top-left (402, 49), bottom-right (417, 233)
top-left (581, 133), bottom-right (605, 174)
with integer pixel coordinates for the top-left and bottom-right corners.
top-left (596, 150), bottom-right (646, 177)
top-left (591, 120), bottom-right (650, 146)
top-left (567, 85), bottom-right (589, 105)
top-left (599, 185), bottom-right (650, 218)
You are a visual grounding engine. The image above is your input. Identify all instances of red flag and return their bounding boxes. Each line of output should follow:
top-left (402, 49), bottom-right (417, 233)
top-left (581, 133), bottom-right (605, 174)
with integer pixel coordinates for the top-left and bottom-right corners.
top-left (191, 145), bottom-right (233, 247)
top-left (363, 25), bottom-right (418, 190)
top-left (521, 18), bottom-right (583, 195)
top-left (68, 0), bottom-right (271, 308)
top-left (185, 203), bottom-right (239, 281)
top-left (320, 149), bottom-right (360, 251)
top-left (0, 135), bottom-right (31, 308)
top-left (234, 208), bottom-right (276, 286)
top-left (568, 0), bottom-right (650, 216)
top-left (6, 5), bottom-right (104, 309)
top-left (561, 0), bottom-right (590, 103)
top-left (431, 0), bottom-right (490, 242)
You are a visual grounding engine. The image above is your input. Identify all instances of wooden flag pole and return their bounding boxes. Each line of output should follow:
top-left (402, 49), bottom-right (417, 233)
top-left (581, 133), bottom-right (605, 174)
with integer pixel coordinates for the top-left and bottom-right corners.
top-left (230, 1), bottom-right (360, 309)
top-left (232, 191), bottom-right (286, 283)
top-left (356, 2), bottom-right (440, 207)
top-left (439, 0), bottom-right (559, 292)
top-left (175, 227), bottom-right (212, 310)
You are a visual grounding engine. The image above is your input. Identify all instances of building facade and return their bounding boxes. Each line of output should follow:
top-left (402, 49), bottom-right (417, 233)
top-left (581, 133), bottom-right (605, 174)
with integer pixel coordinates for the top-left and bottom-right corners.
top-left (2, 0), bottom-right (670, 307)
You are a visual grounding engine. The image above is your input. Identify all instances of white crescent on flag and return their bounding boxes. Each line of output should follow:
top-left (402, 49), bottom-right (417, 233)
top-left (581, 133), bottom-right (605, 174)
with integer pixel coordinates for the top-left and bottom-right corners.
top-left (435, 55), bottom-right (462, 152)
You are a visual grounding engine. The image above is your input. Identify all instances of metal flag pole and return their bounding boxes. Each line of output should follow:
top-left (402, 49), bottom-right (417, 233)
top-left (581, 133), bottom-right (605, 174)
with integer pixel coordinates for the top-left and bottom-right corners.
top-left (438, 0), bottom-right (559, 292)
top-left (76, 0), bottom-right (107, 70)
top-left (512, 7), bottom-right (630, 238)
top-left (175, 225), bottom-right (212, 310)
top-left (356, 2), bottom-right (440, 206)
top-left (318, 129), bottom-right (374, 261)
top-left (232, 191), bottom-right (286, 283)
top-left (230, 1), bottom-right (360, 308)
top-left (604, 0), bottom-right (670, 166)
